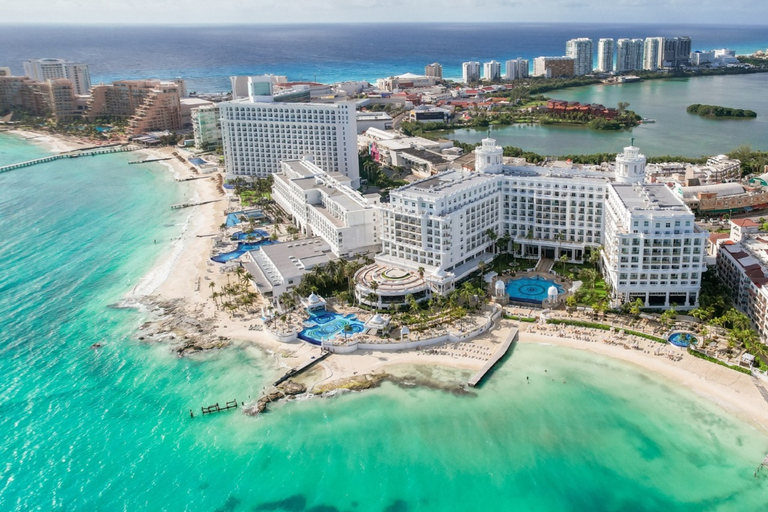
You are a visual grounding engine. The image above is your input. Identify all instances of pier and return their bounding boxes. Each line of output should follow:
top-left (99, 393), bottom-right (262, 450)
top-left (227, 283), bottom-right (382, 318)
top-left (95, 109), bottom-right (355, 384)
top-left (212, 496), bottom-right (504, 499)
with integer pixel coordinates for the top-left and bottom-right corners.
top-left (129, 157), bottom-right (172, 165)
top-left (468, 328), bottom-right (518, 387)
top-left (0, 144), bottom-right (141, 174)
top-left (274, 350), bottom-right (331, 386)
top-left (170, 199), bottom-right (221, 209)
top-left (191, 399), bottom-right (239, 418)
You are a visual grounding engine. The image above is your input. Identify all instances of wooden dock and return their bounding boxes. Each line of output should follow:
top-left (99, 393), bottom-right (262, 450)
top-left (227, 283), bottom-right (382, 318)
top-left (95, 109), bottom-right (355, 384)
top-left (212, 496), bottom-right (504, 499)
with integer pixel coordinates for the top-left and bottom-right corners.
top-left (129, 157), bottom-right (172, 164)
top-left (468, 328), bottom-right (518, 388)
top-left (274, 350), bottom-right (330, 386)
top-left (0, 144), bottom-right (141, 174)
top-left (191, 399), bottom-right (239, 418)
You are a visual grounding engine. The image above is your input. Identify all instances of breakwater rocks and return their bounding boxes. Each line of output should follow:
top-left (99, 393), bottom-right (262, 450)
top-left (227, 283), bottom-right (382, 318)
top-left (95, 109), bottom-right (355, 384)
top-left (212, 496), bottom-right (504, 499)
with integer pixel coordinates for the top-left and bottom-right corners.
top-left (244, 371), bottom-right (473, 417)
top-left (136, 298), bottom-right (232, 356)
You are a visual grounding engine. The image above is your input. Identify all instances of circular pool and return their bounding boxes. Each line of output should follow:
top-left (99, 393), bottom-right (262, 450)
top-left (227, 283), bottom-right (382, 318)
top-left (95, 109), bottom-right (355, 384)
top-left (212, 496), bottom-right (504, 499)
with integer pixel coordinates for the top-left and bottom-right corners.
top-left (668, 332), bottom-right (698, 347)
top-left (506, 276), bottom-right (564, 304)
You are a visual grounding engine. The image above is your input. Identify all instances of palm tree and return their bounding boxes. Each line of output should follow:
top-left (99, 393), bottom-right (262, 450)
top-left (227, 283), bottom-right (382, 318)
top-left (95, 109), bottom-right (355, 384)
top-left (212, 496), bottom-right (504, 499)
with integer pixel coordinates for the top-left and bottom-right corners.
top-left (417, 266), bottom-right (425, 280)
top-left (484, 229), bottom-right (498, 254)
top-left (558, 254), bottom-right (569, 276)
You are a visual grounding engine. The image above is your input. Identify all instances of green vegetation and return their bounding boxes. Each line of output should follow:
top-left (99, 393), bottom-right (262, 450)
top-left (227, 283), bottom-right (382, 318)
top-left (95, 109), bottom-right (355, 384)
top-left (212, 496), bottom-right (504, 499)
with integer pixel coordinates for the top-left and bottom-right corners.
top-left (359, 153), bottom-right (409, 191)
top-left (227, 176), bottom-right (273, 207)
top-left (727, 145), bottom-right (768, 176)
top-left (689, 269), bottom-right (767, 369)
top-left (687, 348), bottom-right (752, 375)
top-left (209, 267), bottom-right (259, 317)
top-left (687, 104), bottom-right (757, 119)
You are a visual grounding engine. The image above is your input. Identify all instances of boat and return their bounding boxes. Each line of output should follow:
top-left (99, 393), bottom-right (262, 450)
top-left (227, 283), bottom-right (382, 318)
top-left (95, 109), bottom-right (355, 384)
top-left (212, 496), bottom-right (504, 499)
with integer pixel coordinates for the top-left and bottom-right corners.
top-left (641, 118), bottom-right (656, 123)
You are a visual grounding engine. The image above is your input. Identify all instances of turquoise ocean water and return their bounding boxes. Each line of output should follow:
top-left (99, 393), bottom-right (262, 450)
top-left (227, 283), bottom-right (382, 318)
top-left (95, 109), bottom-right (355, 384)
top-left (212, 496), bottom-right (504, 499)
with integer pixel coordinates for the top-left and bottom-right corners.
top-left (1, 133), bottom-right (768, 510)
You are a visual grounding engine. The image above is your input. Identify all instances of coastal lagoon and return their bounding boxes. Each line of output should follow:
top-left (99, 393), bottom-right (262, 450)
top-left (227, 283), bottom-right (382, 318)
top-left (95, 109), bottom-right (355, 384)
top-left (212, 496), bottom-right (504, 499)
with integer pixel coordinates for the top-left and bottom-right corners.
top-left (1, 133), bottom-right (767, 510)
top-left (449, 73), bottom-right (768, 157)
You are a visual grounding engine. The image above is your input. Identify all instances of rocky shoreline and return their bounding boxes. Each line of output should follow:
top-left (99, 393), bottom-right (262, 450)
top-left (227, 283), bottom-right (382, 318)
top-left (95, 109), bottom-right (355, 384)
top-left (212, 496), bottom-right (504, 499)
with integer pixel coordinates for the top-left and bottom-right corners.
top-left (135, 297), bottom-right (232, 356)
top-left (243, 371), bottom-right (475, 417)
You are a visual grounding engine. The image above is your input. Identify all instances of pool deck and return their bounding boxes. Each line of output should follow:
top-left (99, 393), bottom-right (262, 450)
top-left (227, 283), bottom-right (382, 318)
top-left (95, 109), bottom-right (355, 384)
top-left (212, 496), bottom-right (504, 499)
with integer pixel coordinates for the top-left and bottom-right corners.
top-left (468, 327), bottom-right (518, 387)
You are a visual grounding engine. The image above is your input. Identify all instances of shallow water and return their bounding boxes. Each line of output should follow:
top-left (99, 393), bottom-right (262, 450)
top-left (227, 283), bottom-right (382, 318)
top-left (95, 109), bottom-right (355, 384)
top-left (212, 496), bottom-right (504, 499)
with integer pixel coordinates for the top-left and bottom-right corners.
top-left (1, 133), bottom-right (767, 511)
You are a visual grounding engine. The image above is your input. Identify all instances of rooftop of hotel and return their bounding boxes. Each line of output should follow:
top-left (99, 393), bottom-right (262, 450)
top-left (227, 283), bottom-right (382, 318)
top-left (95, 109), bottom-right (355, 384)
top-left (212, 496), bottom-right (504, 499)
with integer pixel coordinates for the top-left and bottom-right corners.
top-left (722, 237), bottom-right (768, 284)
top-left (612, 183), bottom-right (691, 215)
top-left (402, 169), bottom-right (497, 197)
top-left (500, 164), bottom-right (612, 180)
top-left (400, 147), bottom-right (450, 165)
top-left (245, 238), bottom-right (333, 292)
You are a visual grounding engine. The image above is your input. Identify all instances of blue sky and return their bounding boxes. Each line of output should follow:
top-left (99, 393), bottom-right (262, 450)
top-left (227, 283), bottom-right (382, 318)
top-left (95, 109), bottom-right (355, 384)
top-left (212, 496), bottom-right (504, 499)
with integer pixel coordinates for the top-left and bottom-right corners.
top-left (4, 0), bottom-right (768, 25)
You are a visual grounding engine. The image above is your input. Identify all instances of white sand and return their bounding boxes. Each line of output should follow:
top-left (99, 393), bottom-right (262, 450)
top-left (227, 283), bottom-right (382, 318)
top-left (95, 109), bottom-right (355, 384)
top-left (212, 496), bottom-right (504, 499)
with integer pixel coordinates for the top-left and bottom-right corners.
top-left (18, 130), bottom-right (765, 432)
top-left (516, 324), bottom-right (768, 434)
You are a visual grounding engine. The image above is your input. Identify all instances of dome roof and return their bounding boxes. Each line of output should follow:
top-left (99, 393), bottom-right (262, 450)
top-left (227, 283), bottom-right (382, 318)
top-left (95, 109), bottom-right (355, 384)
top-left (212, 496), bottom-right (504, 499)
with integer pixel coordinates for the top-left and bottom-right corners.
top-left (371, 313), bottom-right (386, 324)
top-left (433, 268), bottom-right (446, 278)
top-left (495, 280), bottom-right (505, 291)
top-left (307, 292), bottom-right (322, 304)
top-left (548, 285), bottom-right (559, 296)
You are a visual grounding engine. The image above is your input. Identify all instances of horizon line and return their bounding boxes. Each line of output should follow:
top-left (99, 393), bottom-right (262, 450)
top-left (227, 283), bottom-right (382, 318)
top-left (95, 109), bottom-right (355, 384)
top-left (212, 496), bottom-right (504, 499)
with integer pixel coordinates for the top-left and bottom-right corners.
top-left (2, 21), bottom-right (768, 28)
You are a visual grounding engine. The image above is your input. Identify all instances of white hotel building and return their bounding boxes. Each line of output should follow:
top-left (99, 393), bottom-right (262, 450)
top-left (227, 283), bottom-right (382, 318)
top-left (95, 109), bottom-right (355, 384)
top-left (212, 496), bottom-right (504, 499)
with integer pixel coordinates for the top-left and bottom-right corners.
top-left (359, 139), bottom-right (705, 309)
top-left (220, 76), bottom-right (359, 184)
top-left (272, 158), bottom-right (379, 258)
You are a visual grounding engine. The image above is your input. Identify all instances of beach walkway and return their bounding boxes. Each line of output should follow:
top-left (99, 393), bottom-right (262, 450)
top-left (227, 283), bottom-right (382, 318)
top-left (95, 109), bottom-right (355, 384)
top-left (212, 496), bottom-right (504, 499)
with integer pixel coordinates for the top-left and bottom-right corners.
top-left (468, 327), bottom-right (518, 387)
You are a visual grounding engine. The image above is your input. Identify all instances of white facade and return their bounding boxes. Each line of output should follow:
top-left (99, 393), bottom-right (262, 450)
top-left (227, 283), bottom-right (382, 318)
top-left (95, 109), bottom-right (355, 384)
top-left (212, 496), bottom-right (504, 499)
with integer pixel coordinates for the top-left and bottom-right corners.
top-left (220, 99), bottom-right (359, 184)
top-left (616, 39), bottom-right (644, 72)
top-left (603, 181), bottom-right (706, 308)
top-left (597, 39), bottom-right (614, 73)
top-left (367, 139), bottom-right (707, 307)
top-left (643, 37), bottom-right (664, 71)
top-left (504, 58), bottom-right (529, 80)
top-left (191, 104), bottom-right (222, 150)
top-left (462, 61), bottom-right (481, 84)
top-left (483, 61), bottom-right (501, 82)
top-left (566, 38), bottom-right (594, 76)
top-left (378, 170), bottom-right (500, 290)
top-left (23, 58), bottom-right (91, 95)
top-left (272, 158), bottom-right (379, 257)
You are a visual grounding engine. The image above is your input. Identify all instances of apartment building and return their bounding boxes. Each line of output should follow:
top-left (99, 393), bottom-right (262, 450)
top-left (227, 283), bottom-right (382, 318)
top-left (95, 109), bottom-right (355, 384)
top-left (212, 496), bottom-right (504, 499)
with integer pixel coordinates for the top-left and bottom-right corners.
top-left (566, 38), bottom-right (594, 76)
top-left (504, 58), bottom-right (529, 80)
top-left (597, 39), bottom-right (614, 72)
top-left (192, 104), bottom-right (222, 150)
top-left (717, 220), bottom-right (768, 340)
top-left (533, 57), bottom-right (575, 78)
top-left (483, 61), bottom-right (501, 82)
top-left (462, 61), bottom-right (481, 84)
top-left (23, 58), bottom-right (91, 95)
top-left (424, 63), bottom-right (443, 79)
top-left (616, 39), bottom-right (645, 72)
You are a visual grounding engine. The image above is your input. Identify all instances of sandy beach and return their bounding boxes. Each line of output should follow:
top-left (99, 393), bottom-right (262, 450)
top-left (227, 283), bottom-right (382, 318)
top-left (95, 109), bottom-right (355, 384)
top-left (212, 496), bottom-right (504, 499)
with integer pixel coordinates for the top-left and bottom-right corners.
top-left (132, 144), bottom-right (768, 432)
top-left (12, 128), bottom-right (767, 431)
top-left (516, 323), bottom-right (768, 435)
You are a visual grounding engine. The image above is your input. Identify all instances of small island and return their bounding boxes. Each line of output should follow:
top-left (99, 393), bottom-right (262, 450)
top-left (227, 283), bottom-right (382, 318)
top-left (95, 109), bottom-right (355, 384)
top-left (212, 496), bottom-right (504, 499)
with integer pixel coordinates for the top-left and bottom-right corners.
top-left (687, 103), bottom-right (757, 119)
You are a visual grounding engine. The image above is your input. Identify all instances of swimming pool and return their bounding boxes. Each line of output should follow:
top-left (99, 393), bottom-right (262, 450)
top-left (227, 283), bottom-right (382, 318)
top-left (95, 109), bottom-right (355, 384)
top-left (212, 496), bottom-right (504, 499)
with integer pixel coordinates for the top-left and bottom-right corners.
top-left (231, 229), bottom-right (269, 241)
top-left (211, 239), bottom-right (276, 263)
top-left (668, 332), bottom-right (698, 347)
top-left (225, 210), bottom-right (265, 227)
top-left (506, 275), bottom-right (564, 304)
top-left (299, 312), bottom-right (365, 345)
